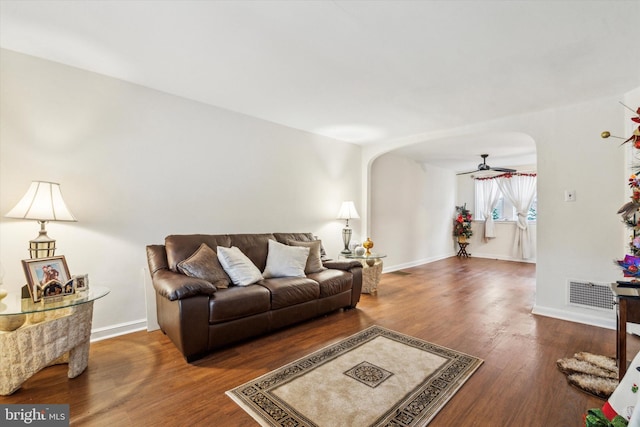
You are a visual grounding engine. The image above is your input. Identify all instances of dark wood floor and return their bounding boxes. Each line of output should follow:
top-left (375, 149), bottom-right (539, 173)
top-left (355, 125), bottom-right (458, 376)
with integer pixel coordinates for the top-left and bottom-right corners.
top-left (2, 257), bottom-right (636, 426)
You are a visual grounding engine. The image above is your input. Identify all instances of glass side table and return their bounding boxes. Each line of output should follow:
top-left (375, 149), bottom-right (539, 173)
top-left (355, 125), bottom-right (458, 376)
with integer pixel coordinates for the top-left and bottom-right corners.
top-left (0, 286), bottom-right (109, 395)
top-left (342, 253), bottom-right (387, 294)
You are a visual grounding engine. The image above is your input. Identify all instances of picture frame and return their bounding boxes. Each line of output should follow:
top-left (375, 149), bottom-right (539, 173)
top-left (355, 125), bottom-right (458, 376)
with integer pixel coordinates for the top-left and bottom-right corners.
top-left (22, 256), bottom-right (71, 303)
top-left (73, 274), bottom-right (89, 292)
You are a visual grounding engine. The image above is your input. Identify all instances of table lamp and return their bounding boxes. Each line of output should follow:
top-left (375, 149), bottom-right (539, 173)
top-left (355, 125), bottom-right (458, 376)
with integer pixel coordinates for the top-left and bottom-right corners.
top-left (337, 201), bottom-right (359, 254)
top-left (5, 181), bottom-right (77, 259)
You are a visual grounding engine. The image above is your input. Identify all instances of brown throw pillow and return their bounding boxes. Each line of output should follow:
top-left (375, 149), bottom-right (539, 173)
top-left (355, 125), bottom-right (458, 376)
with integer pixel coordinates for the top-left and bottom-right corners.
top-left (288, 240), bottom-right (326, 274)
top-left (177, 243), bottom-right (230, 289)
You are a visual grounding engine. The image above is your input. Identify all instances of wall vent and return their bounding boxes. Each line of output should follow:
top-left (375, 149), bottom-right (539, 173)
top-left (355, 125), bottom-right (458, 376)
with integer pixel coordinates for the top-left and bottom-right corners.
top-left (567, 280), bottom-right (614, 311)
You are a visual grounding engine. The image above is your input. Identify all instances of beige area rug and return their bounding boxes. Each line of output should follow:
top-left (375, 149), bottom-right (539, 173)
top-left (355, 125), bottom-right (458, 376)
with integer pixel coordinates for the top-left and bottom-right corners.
top-left (226, 326), bottom-right (483, 426)
top-left (557, 352), bottom-right (619, 399)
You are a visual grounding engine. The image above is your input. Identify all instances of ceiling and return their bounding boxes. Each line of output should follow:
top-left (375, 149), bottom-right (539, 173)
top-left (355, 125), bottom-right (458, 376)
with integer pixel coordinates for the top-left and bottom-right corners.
top-left (1, 1), bottom-right (638, 172)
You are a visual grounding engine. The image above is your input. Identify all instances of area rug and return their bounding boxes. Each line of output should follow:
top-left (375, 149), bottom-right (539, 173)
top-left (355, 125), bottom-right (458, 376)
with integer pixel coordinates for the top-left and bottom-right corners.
top-left (557, 352), bottom-right (619, 399)
top-left (226, 325), bottom-right (483, 426)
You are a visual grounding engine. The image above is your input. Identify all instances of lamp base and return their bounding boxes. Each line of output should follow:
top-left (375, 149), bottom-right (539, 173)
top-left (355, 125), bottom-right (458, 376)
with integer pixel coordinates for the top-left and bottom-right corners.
top-left (341, 227), bottom-right (353, 255)
top-left (29, 241), bottom-right (56, 259)
top-left (29, 221), bottom-right (56, 259)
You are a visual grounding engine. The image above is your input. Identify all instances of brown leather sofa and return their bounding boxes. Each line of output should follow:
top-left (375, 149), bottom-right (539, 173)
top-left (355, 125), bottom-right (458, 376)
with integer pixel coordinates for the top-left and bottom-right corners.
top-left (146, 232), bottom-right (363, 362)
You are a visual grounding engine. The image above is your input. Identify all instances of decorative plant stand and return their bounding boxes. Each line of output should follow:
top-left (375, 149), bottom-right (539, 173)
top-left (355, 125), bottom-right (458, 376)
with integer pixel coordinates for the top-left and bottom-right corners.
top-left (457, 242), bottom-right (470, 258)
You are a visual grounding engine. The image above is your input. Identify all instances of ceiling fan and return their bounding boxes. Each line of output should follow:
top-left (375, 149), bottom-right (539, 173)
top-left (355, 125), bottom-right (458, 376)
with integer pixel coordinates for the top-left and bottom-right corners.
top-left (457, 154), bottom-right (517, 175)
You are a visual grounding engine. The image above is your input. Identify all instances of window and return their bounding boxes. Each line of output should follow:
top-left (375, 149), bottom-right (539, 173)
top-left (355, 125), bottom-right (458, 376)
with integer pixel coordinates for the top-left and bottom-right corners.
top-left (489, 196), bottom-right (537, 221)
top-left (476, 176), bottom-right (537, 222)
top-left (491, 197), bottom-right (504, 220)
top-left (527, 197), bottom-right (537, 221)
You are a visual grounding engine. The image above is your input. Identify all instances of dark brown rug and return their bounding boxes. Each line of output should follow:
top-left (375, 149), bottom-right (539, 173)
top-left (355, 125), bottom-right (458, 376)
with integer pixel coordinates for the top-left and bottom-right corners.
top-left (557, 352), bottom-right (619, 399)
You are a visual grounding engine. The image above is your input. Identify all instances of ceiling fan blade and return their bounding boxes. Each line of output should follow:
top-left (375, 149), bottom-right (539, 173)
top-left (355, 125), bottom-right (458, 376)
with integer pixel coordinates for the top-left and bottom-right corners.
top-left (456, 155), bottom-right (517, 176)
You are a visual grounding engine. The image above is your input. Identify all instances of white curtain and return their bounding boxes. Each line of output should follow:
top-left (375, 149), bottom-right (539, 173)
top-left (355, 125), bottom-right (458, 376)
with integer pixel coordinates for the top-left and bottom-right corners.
top-left (475, 179), bottom-right (501, 242)
top-left (495, 174), bottom-right (537, 259)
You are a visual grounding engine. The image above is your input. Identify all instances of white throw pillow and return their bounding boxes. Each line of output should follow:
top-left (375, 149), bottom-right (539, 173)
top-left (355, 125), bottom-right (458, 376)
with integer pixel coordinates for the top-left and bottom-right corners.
top-left (216, 246), bottom-right (263, 286)
top-left (263, 239), bottom-right (310, 278)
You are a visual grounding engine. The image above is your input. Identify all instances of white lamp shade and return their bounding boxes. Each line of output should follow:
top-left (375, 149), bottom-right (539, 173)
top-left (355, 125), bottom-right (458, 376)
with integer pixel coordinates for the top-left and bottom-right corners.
top-left (5, 181), bottom-right (77, 222)
top-left (337, 201), bottom-right (360, 220)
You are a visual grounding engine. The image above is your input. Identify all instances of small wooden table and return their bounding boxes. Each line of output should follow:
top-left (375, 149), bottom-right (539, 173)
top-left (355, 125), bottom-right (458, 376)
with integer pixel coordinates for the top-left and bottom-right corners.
top-left (616, 295), bottom-right (640, 380)
top-left (457, 242), bottom-right (470, 258)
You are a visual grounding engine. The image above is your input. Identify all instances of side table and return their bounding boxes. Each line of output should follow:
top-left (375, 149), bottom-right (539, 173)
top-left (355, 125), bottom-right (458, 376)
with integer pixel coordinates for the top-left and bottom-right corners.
top-left (0, 285), bottom-right (109, 395)
top-left (457, 242), bottom-right (470, 258)
top-left (342, 253), bottom-right (386, 294)
top-left (615, 294), bottom-right (640, 381)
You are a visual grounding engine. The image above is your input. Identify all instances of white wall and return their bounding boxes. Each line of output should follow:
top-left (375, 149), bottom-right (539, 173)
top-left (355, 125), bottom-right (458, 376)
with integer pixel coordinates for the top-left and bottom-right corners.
top-left (532, 97), bottom-right (629, 328)
top-left (369, 154), bottom-right (455, 269)
top-left (461, 222), bottom-right (537, 262)
top-left (0, 50), bottom-right (362, 338)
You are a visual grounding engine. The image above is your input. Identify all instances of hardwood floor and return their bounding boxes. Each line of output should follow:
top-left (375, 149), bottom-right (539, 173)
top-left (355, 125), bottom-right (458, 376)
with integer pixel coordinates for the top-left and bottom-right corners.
top-left (2, 257), bottom-right (637, 426)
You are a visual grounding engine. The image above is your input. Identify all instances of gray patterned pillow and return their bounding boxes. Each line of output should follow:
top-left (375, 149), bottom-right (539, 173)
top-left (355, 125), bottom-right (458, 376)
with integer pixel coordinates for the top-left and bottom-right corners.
top-left (288, 240), bottom-right (326, 274)
top-left (177, 243), bottom-right (230, 289)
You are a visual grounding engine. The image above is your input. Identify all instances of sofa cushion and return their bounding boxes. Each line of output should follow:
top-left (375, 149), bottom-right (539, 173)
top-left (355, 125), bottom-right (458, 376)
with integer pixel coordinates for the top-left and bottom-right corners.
top-left (217, 246), bottom-right (263, 286)
top-left (177, 243), bottom-right (230, 289)
top-left (263, 239), bottom-right (310, 278)
top-left (307, 269), bottom-right (353, 298)
top-left (208, 285), bottom-right (271, 324)
top-left (259, 277), bottom-right (320, 310)
top-left (165, 234), bottom-right (232, 271)
top-left (229, 234), bottom-right (274, 272)
top-left (274, 232), bottom-right (329, 260)
top-left (288, 240), bottom-right (326, 274)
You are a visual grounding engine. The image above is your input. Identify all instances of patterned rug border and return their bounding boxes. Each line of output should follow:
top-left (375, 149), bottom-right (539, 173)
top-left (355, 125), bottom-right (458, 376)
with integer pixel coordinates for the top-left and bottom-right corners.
top-left (226, 325), bottom-right (483, 426)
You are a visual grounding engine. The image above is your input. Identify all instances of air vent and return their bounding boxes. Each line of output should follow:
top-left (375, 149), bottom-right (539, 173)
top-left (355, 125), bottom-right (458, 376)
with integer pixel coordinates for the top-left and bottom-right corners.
top-left (568, 280), bottom-right (615, 311)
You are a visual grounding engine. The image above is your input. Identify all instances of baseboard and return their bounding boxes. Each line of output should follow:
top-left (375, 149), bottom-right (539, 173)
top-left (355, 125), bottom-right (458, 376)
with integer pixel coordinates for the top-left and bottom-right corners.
top-left (383, 252), bottom-right (456, 273)
top-left (532, 304), bottom-right (615, 330)
top-left (470, 253), bottom-right (536, 264)
top-left (91, 318), bottom-right (147, 342)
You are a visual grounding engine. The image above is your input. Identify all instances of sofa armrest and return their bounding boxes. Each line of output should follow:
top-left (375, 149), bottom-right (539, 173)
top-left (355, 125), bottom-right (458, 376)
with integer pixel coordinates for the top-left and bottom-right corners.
top-left (151, 268), bottom-right (217, 301)
top-left (323, 260), bottom-right (363, 308)
top-left (147, 243), bottom-right (217, 301)
top-left (323, 260), bottom-right (363, 271)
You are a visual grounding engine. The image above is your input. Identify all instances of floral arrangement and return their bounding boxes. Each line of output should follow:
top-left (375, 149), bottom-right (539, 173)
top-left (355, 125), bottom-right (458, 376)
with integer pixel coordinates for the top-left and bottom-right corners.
top-left (603, 104), bottom-right (640, 277)
top-left (621, 173), bottom-right (640, 257)
top-left (617, 254), bottom-right (640, 277)
top-left (454, 204), bottom-right (473, 238)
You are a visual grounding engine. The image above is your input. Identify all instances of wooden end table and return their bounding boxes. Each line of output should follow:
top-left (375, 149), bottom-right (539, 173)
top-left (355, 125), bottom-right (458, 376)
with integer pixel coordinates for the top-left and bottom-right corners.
top-left (0, 285), bottom-right (109, 395)
top-left (457, 242), bottom-right (470, 258)
top-left (615, 294), bottom-right (640, 381)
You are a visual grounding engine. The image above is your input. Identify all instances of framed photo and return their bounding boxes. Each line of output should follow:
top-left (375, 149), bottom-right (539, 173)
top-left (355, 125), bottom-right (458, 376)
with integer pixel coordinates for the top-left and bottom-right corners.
top-left (42, 280), bottom-right (64, 299)
top-left (73, 274), bottom-right (89, 292)
top-left (22, 256), bottom-right (71, 303)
